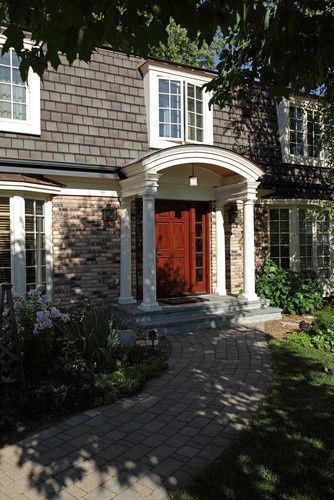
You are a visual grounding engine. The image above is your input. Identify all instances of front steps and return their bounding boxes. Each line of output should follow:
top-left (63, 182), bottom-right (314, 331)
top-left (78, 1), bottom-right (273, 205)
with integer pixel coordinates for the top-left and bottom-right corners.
top-left (115, 295), bottom-right (281, 335)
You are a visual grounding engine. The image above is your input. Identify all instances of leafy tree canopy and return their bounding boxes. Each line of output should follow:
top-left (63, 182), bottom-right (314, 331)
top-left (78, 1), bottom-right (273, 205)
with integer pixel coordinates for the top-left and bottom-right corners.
top-left (149, 17), bottom-right (221, 71)
top-left (1, 1), bottom-right (334, 105)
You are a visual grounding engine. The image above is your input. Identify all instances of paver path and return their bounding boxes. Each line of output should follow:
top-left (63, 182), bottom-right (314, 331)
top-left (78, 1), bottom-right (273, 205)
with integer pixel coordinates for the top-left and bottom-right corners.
top-left (0, 327), bottom-right (272, 499)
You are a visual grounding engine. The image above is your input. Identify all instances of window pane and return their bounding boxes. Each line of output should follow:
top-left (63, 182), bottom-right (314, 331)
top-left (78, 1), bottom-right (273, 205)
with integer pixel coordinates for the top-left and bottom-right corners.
top-left (170, 81), bottom-right (180, 94)
top-left (0, 66), bottom-right (10, 83)
top-left (0, 101), bottom-right (11, 118)
top-left (159, 79), bottom-right (169, 93)
top-left (196, 268), bottom-right (203, 282)
top-left (171, 124), bottom-right (181, 138)
top-left (13, 85), bottom-right (26, 103)
top-left (0, 83), bottom-right (11, 101)
top-left (159, 94), bottom-right (169, 108)
top-left (13, 103), bottom-right (26, 120)
top-left (196, 254), bottom-right (203, 267)
top-left (0, 51), bottom-right (10, 66)
top-left (12, 68), bottom-right (23, 85)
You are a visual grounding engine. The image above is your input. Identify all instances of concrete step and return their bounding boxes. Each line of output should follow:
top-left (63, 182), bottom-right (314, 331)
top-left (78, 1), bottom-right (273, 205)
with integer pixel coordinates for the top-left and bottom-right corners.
top-left (118, 304), bottom-right (281, 335)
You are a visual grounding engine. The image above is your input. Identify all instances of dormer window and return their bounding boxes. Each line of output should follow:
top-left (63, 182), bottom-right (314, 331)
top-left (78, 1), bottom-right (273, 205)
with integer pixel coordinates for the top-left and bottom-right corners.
top-left (289, 105), bottom-right (321, 158)
top-left (0, 35), bottom-right (41, 135)
top-left (277, 98), bottom-right (324, 166)
top-left (142, 61), bottom-right (213, 149)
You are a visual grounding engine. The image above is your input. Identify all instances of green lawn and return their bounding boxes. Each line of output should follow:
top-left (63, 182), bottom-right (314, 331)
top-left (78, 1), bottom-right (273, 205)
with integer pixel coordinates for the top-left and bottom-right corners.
top-left (172, 336), bottom-right (334, 500)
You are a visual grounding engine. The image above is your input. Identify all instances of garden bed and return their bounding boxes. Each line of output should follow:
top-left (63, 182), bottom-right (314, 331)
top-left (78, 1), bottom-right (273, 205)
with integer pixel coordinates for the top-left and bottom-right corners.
top-left (0, 291), bottom-right (171, 446)
top-left (265, 313), bottom-right (314, 340)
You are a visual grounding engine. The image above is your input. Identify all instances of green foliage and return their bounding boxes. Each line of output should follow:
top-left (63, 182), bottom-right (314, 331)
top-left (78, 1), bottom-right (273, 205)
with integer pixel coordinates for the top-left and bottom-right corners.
top-left (309, 306), bottom-right (334, 352)
top-left (150, 17), bottom-right (221, 70)
top-left (2, 1), bottom-right (333, 111)
top-left (96, 357), bottom-right (168, 404)
top-left (60, 306), bottom-right (123, 372)
top-left (256, 259), bottom-right (323, 315)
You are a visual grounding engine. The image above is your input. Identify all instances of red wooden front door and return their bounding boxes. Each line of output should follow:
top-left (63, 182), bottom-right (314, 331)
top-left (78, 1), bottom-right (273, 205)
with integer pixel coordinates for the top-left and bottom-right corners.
top-left (155, 201), bottom-right (210, 298)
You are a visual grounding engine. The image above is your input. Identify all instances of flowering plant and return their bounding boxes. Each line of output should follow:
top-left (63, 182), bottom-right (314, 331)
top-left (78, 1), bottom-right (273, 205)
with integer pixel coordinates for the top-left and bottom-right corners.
top-left (14, 289), bottom-right (70, 377)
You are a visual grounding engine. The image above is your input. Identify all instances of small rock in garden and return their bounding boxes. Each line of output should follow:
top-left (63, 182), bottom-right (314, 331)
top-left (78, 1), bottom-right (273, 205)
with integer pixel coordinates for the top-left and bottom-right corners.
top-left (299, 320), bottom-right (310, 331)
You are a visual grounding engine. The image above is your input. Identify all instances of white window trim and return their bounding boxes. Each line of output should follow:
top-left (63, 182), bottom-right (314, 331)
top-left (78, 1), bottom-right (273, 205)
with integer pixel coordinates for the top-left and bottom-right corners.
top-left (142, 63), bottom-right (213, 149)
top-left (2, 192), bottom-right (52, 299)
top-left (0, 34), bottom-right (41, 135)
top-left (264, 200), bottom-right (334, 295)
top-left (276, 97), bottom-right (326, 167)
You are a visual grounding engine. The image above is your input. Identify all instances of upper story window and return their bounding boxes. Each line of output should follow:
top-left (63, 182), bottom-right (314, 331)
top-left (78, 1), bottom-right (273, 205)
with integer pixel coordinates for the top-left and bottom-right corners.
top-left (289, 105), bottom-right (321, 158)
top-left (142, 62), bottom-right (213, 149)
top-left (277, 98), bottom-right (324, 166)
top-left (0, 35), bottom-right (41, 135)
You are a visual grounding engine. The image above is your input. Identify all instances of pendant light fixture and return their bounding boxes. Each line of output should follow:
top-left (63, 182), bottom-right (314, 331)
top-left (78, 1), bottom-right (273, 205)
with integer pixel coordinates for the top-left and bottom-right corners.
top-left (189, 163), bottom-right (198, 186)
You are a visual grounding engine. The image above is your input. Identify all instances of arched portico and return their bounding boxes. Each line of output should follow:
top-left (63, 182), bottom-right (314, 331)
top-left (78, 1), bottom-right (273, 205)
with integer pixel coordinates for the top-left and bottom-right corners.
top-left (118, 145), bottom-right (264, 311)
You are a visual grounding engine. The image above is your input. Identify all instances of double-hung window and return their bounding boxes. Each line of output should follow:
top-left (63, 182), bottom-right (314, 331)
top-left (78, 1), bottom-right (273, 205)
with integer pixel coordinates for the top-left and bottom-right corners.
top-left (268, 207), bottom-right (332, 291)
top-left (0, 35), bottom-right (40, 134)
top-left (289, 105), bottom-right (321, 158)
top-left (158, 79), bottom-right (204, 143)
top-left (143, 63), bottom-right (213, 148)
top-left (0, 195), bottom-right (51, 296)
top-left (277, 98), bottom-right (323, 165)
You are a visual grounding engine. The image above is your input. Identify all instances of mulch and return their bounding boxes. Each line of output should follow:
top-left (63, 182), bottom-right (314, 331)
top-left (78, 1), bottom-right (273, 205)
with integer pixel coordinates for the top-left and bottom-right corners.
top-left (265, 314), bottom-right (314, 341)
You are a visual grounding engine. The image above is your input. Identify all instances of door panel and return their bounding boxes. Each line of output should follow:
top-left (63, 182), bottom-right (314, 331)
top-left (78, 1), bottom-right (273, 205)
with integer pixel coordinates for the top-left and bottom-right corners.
top-left (155, 200), bottom-right (210, 298)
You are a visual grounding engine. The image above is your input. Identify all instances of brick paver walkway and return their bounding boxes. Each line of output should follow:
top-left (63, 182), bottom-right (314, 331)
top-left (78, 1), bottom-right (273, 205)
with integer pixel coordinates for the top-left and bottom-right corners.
top-left (0, 327), bottom-right (272, 499)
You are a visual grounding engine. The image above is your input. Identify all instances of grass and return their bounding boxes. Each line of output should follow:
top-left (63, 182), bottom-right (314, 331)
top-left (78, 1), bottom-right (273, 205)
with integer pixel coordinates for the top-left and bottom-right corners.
top-left (172, 336), bottom-right (334, 500)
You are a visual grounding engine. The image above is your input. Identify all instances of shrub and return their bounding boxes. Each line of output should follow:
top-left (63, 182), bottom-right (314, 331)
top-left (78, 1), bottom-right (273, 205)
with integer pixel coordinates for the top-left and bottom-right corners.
top-left (256, 259), bottom-right (323, 314)
top-left (60, 306), bottom-right (123, 372)
top-left (288, 306), bottom-right (334, 352)
top-left (309, 306), bottom-right (334, 352)
top-left (14, 289), bottom-right (69, 377)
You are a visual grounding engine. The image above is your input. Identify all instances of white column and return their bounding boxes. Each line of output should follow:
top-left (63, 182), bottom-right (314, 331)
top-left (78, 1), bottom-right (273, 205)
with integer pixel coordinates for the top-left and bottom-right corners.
top-left (44, 200), bottom-right (53, 301)
top-left (241, 198), bottom-right (259, 302)
top-left (10, 196), bottom-right (26, 294)
top-left (139, 194), bottom-right (161, 311)
top-left (216, 205), bottom-right (226, 295)
top-left (118, 197), bottom-right (135, 304)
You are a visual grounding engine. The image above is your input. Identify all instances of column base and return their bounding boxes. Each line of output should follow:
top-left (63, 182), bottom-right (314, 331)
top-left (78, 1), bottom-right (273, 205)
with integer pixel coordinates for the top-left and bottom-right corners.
top-left (138, 302), bottom-right (162, 312)
top-left (238, 293), bottom-right (260, 303)
top-left (216, 288), bottom-right (227, 296)
top-left (118, 296), bottom-right (136, 305)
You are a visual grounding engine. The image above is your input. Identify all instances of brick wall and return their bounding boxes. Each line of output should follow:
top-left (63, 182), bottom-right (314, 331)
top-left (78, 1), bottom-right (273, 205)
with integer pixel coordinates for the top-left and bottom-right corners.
top-left (255, 204), bottom-right (269, 271)
top-left (52, 196), bottom-right (121, 306)
top-left (224, 202), bottom-right (244, 295)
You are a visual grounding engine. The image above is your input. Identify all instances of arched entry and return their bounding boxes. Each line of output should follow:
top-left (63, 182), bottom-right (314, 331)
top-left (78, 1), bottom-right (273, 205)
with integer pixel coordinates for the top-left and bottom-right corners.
top-left (118, 145), bottom-right (264, 311)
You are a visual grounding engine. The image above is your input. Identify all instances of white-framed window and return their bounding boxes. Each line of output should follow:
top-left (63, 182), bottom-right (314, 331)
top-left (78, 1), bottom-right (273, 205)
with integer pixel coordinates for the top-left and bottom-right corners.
top-left (0, 194), bottom-right (52, 297)
top-left (0, 35), bottom-right (41, 135)
top-left (277, 98), bottom-right (324, 166)
top-left (142, 62), bottom-right (213, 149)
top-left (268, 205), bottom-right (333, 292)
top-left (269, 208), bottom-right (290, 269)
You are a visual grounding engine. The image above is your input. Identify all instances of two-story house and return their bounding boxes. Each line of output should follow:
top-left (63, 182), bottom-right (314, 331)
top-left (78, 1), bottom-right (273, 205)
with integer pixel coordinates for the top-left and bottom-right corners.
top-left (0, 37), bottom-right (333, 314)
